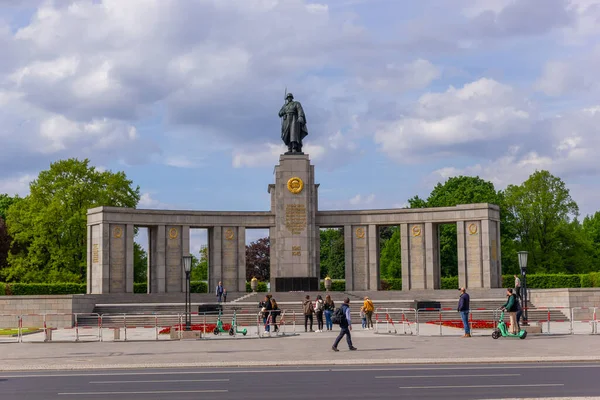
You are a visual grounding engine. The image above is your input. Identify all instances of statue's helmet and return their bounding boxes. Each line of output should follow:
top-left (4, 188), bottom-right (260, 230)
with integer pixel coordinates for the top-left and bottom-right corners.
top-left (286, 93), bottom-right (294, 99)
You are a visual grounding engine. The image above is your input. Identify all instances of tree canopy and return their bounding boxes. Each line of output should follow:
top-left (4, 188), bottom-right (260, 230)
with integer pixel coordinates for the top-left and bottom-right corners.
top-left (4, 158), bottom-right (140, 282)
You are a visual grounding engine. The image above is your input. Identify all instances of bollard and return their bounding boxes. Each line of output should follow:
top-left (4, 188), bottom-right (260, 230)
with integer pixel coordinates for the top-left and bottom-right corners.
top-left (44, 328), bottom-right (53, 342)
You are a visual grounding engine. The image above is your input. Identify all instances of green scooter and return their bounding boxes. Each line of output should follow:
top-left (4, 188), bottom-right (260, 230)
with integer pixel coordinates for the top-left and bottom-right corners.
top-left (228, 308), bottom-right (247, 336)
top-left (492, 309), bottom-right (527, 339)
top-left (213, 308), bottom-right (228, 335)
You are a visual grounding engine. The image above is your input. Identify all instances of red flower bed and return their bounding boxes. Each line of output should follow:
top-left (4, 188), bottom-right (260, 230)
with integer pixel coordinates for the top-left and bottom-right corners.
top-left (159, 324), bottom-right (232, 334)
top-left (426, 320), bottom-right (501, 329)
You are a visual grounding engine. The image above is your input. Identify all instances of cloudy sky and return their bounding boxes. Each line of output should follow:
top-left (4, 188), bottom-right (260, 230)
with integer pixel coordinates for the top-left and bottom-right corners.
top-left (1, 0), bottom-right (600, 252)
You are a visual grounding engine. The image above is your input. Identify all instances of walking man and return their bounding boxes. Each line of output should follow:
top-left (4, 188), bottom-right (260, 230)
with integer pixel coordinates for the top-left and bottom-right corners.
top-left (514, 274), bottom-right (522, 300)
top-left (332, 297), bottom-right (357, 352)
top-left (216, 281), bottom-right (224, 303)
top-left (457, 287), bottom-right (471, 338)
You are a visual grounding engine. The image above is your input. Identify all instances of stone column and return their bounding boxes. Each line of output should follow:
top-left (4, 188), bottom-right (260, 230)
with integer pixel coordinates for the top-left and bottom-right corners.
top-left (149, 225), bottom-right (166, 293)
top-left (109, 224), bottom-right (126, 293)
top-left (125, 224), bottom-right (134, 293)
top-left (458, 220), bottom-right (484, 288)
top-left (351, 225), bottom-right (369, 290)
top-left (400, 223), bottom-right (410, 290)
top-left (481, 219), bottom-right (502, 288)
top-left (87, 223), bottom-right (109, 294)
top-left (457, 221), bottom-right (467, 289)
top-left (270, 154), bottom-right (318, 291)
top-left (408, 223), bottom-right (426, 289)
top-left (237, 227), bottom-right (247, 292)
top-left (344, 225), bottom-right (353, 290)
top-left (86, 225), bottom-right (92, 294)
top-left (208, 226), bottom-right (222, 295)
top-left (269, 226), bottom-right (277, 292)
top-left (424, 222), bottom-right (440, 289)
top-left (221, 227), bottom-right (240, 293)
top-left (368, 225), bottom-right (380, 291)
top-left (180, 225), bottom-right (190, 292)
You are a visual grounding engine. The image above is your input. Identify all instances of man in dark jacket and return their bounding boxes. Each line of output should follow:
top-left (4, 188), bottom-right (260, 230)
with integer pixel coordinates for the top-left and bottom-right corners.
top-left (332, 298), bottom-right (357, 352)
top-left (457, 287), bottom-right (471, 338)
top-left (502, 288), bottom-right (519, 334)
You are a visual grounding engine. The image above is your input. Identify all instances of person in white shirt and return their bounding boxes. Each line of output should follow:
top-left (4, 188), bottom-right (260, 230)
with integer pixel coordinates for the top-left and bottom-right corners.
top-left (514, 275), bottom-right (521, 300)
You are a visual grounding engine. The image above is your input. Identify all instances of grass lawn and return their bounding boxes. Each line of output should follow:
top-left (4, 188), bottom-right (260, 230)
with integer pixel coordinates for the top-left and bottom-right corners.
top-left (0, 328), bottom-right (40, 336)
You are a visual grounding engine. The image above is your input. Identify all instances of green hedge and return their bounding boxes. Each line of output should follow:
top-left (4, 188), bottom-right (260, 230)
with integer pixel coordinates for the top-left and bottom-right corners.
top-left (3, 274), bottom-right (600, 295)
top-left (4, 283), bottom-right (86, 295)
top-left (320, 279), bottom-right (346, 291)
top-left (246, 281), bottom-right (268, 292)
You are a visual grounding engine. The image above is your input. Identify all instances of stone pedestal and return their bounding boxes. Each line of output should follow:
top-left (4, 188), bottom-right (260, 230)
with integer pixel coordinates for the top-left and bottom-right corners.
top-left (269, 154), bottom-right (319, 292)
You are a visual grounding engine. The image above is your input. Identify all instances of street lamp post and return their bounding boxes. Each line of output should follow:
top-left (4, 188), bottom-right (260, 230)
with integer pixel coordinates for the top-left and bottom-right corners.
top-left (518, 251), bottom-right (528, 326)
top-left (182, 255), bottom-right (193, 331)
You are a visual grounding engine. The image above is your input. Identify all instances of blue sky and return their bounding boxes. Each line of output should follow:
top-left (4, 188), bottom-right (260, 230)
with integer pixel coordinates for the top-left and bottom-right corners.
top-left (1, 0), bottom-right (600, 253)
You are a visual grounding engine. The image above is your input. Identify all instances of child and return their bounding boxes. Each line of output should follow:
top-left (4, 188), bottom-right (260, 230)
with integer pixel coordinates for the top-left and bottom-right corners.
top-left (360, 306), bottom-right (367, 329)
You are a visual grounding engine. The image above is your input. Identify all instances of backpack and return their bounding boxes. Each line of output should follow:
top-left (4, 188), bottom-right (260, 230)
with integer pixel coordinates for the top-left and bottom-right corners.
top-left (331, 307), bottom-right (346, 325)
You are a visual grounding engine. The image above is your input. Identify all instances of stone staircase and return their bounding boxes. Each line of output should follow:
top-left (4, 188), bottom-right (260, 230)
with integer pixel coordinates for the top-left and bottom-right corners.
top-left (77, 290), bottom-right (570, 328)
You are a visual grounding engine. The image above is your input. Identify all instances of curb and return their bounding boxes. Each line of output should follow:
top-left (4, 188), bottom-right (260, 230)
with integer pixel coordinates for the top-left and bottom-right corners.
top-left (2, 356), bottom-right (600, 371)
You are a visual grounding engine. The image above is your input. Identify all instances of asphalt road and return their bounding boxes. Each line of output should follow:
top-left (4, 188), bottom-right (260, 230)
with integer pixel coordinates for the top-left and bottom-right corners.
top-left (1, 362), bottom-right (600, 400)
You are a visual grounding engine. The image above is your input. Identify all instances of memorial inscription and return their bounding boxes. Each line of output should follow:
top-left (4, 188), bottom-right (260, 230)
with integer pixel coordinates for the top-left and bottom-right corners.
top-left (292, 246), bottom-right (301, 256)
top-left (285, 204), bottom-right (307, 234)
top-left (92, 244), bottom-right (99, 263)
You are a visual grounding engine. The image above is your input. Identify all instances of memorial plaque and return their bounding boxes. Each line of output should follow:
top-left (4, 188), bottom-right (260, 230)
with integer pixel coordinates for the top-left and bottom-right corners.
top-left (285, 204), bottom-right (307, 234)
top-left (92, 244), bottom-right (99, 264)
top-left (292, 246), bottom-right (301, 256)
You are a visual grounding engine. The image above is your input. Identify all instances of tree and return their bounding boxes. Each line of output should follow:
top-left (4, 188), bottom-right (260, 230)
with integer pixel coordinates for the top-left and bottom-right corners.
top-left (380, 228), bottom-right (401, 279)
top-left (319, 228), bottom-right (345, 279)
top-left (504, 170), bottom-right (579, 273)
top-left (246, 237), bottom-right (270, 281)
top-left (0, 217), bottom-right (10, 274)
top-left (191, 246), bottom-right (208, 281)
top-left (583, 212), bottom-right (600, 264)
top-left (133, 242), bottom-right (148, 283)
top-left (0, 194), bottom-right (20, 221)
top-left (4, 158), bottom-right (140, 283)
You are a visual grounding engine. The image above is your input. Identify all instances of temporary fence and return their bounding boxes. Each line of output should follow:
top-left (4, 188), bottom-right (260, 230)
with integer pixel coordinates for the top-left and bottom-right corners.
top-left (571, 307), bottom-right (598, 335)
top-left (1, 306), bottom-right (599, 342)
top-left (374, 308), bottom-right (415, 335)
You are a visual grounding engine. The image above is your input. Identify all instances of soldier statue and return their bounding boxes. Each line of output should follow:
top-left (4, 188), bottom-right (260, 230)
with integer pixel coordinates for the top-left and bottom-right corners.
top-left (279, 92), bottom-right (308, 154)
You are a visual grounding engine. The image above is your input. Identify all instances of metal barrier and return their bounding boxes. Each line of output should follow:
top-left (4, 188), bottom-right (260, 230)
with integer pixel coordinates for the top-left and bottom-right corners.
top-left (74, 313), bottom-right (101, 342)
top-left (374, 308), bottom-right (416, 335)
top-left (19, 313), bottom-right (46, 343)
top-left (529, 307), bottom-right (571, 335)
top-left (571, 307), bottom-right (597, 335)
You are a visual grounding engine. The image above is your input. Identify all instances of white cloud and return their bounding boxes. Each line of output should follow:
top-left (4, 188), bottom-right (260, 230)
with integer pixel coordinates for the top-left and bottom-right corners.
top-left (349, 193), bottom-right (375, 206)
top-left (0, 174), bottom-right (34, 196)
top-left (374, 78), bottom-right (533, 162)
top-left (164, 156), bottom-right (200, 169)
top-left (138, 193), bottom-right (175, 210)
top-left (356, 59), bottom-right (441, 92)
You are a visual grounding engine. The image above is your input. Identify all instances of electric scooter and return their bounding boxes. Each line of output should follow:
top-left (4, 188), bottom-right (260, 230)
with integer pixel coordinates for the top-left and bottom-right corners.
top-left (492, 309), bottom-right (527, 339)
top-left (213, 308), bottom-right (228, 335)
top-left (228, 307), bottom-right (247, 336)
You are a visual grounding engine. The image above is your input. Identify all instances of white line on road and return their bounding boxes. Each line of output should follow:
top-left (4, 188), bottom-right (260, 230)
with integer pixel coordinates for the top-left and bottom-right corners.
top-left (398, 384), bottom-right (564, 389)
top-left (90, 378), bottom-right (230, 384)
top-left (58, 389), bottom-right (228, 395)
top-left (4, 364), bottom-right (600, 379)
top-left (376, 373), bottom-right (520, 379)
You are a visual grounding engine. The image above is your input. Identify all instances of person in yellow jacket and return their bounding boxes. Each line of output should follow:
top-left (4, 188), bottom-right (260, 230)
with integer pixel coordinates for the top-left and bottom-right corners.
top-left (363, 296), bottom-right (374, 329)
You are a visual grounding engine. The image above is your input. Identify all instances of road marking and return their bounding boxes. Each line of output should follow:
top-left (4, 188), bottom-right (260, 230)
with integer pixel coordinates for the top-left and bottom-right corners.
top-left (376, 373), bottom-right (520, 379)
top-left (90, 378), bottom-right (230, 384)
top-left (58, 389), bottom-right (228, 395)
top-left (3, 364), bottom-right (600, 378)
top-left (398, 383), bottom-right (564, 389)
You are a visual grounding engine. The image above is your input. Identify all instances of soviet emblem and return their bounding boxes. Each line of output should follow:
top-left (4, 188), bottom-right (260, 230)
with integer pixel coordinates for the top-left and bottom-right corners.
top-left (287, 177), bottom-right (304, 194)
top-left (355, 227), bottom-right (365, 239)
top-left (113, 226), bottom-right (123, 238)
top-left (169, 227), bottom-right (178, 239)
top-left (412, 225), bottom-right (422, 237)
top-left (225, 228), bottom-right (235, 240)
top-left (468, 223), bottom-right (478, 235)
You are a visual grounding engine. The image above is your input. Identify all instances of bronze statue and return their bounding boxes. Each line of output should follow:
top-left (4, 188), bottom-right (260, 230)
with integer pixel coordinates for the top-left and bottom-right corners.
top-left (279, 92), bottom-right (308, 154)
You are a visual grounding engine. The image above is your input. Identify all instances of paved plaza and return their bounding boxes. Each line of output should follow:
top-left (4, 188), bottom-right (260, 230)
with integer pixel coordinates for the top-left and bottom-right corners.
top-left (1, 327), bottom-right (599, 371)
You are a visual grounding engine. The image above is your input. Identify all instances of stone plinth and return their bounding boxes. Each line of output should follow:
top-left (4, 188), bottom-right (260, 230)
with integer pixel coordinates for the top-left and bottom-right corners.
top-left (269, 154), bottom-right (319, 292)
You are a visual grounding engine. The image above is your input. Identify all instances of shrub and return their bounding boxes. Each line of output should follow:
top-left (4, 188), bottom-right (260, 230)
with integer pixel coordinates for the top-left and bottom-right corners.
top-left (4, 283), bottom-right (86, 295)
top-left (441, 277), bottom-right (459, 289)
top-left (0, 282), bottom-right (5, 296)
top-left (381, 278), bottom-right (402, 290)
top-left (246, 281), bottom-right (268, 292)
top-left (134, 283), bottom-right (147, 293)
top-left (191, 281), bottom-right (208, 293)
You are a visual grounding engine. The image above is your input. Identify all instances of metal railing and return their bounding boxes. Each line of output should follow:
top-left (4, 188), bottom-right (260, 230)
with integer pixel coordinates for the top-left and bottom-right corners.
top-left (0, 306), bottom-right (597, 341)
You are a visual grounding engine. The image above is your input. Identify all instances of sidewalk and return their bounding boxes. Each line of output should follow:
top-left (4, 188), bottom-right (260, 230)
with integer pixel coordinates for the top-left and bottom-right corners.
top-left (1, 329), bottom-right (599, 371)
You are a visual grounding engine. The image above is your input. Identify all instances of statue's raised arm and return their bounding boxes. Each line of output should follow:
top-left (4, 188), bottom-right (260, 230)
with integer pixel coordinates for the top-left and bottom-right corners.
top-left (279, 92), bottom-right (308, 154)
